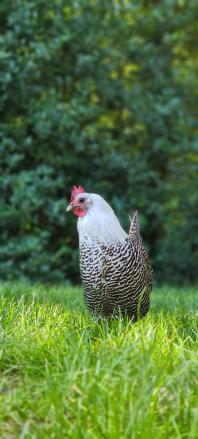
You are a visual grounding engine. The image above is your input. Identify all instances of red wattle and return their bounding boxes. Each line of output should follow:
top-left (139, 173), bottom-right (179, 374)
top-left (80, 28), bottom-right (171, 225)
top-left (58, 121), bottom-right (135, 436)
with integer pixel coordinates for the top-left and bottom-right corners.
top-left (73, 207), bottom-right (86, 217)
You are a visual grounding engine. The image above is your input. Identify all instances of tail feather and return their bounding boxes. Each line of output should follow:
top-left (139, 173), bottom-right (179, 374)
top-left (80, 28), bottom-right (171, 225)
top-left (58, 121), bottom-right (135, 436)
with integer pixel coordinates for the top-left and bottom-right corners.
top-left (129, 211), bottom-right (140, 239)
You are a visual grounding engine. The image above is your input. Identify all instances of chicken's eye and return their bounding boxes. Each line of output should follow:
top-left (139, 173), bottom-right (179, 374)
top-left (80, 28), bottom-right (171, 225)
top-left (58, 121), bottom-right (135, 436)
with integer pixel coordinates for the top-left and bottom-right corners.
top-left (79, 197), bottom-right (85, 203)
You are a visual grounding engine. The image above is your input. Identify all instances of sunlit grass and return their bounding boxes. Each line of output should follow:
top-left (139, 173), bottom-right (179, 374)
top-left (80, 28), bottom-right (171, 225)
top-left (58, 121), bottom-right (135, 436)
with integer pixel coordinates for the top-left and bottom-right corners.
top-left (0, 283), bottom-right (197, 438)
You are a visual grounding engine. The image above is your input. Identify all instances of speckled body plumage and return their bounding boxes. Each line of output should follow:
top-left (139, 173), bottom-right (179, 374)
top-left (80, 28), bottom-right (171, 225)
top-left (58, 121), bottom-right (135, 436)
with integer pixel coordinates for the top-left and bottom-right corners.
top-left (79, 211), bottom-right (152, 320)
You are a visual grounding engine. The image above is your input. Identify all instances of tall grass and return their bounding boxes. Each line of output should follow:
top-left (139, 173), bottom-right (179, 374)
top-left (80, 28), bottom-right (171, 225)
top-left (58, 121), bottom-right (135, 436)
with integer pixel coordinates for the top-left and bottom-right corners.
top-left (0, 284), bottom-right (197, 438)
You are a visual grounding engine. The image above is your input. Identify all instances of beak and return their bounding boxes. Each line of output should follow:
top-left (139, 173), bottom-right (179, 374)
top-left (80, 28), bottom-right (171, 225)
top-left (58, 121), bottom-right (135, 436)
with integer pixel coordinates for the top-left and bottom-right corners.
top-left (66, 204), bottom-right (73, 212)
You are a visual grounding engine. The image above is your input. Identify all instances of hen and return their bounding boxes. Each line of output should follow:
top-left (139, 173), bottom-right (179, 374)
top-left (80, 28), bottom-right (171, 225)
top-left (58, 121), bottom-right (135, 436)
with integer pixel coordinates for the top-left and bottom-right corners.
top-left (67, 186), bottom-right (153, 320)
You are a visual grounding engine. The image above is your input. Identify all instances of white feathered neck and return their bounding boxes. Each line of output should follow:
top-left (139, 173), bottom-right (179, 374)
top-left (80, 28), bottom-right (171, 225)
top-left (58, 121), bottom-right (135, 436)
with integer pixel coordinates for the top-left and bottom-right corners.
top-left (77, 193), bottom-right (127, 246)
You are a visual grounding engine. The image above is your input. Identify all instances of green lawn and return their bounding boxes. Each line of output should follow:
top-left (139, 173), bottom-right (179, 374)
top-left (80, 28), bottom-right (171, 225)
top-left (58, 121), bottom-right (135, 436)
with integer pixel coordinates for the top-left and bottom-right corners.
top-left (0, 284), bottom-right (197, 439)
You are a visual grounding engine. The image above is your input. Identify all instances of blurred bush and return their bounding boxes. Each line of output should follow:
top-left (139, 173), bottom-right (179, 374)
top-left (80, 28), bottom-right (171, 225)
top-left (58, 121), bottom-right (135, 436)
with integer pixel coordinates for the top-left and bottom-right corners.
top-left (0, 0), bottom-right (197, 283)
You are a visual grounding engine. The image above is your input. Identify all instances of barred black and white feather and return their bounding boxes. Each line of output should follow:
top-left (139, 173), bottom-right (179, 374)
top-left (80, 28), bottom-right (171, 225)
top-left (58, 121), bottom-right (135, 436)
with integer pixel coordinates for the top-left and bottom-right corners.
top-left (75, 193), bottom-right (153, 320)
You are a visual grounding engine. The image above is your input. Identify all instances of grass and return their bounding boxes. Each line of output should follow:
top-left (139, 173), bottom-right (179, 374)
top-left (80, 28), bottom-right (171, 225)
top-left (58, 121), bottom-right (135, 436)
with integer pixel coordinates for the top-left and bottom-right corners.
top-left (0, 283), bottom-right (197, 439)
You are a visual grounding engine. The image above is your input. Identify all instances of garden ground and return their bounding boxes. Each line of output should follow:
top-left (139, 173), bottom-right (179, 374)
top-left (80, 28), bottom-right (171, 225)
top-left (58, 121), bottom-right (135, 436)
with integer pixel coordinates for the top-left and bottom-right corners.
top-left (0, 284), bottom-right (197, 438)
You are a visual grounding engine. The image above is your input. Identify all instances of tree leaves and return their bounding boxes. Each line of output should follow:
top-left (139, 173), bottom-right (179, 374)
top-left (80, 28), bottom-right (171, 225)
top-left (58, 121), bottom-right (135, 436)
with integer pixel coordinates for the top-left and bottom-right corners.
top-left (0, 0), bottom-right (197, 283)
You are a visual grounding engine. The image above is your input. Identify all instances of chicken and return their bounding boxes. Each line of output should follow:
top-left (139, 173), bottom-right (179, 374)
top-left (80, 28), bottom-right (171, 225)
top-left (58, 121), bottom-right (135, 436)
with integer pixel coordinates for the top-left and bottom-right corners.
top-left (67, 186), bottom-right (153, 320)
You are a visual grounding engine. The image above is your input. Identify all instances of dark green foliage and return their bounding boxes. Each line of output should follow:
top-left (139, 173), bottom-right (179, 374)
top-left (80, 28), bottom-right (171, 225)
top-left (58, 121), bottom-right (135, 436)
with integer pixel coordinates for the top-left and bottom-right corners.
top-left (0, 0), bottom-right (197, 283)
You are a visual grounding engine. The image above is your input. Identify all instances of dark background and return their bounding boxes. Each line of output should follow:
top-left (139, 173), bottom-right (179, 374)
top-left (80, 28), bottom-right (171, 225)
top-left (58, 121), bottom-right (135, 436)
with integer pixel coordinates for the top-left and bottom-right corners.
top-left (0, 0), bottom-right (197, 284)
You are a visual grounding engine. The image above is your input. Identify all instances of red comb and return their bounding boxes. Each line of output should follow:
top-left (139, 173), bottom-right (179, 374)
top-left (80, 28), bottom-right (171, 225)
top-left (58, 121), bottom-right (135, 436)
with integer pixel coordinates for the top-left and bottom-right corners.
top-left (70, 185), bottom-right (85, 204)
